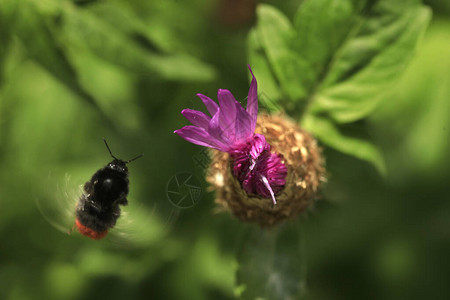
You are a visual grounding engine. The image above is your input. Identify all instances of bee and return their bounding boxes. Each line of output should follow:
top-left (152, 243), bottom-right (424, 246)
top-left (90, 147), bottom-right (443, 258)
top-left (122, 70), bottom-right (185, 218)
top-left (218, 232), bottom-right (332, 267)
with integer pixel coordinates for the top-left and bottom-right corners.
top-left (75, 139), bottom-right (143, 239)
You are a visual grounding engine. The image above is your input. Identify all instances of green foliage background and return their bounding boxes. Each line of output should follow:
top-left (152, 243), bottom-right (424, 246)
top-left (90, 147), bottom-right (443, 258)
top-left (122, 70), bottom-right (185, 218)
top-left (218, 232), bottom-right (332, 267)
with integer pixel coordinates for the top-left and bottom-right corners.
top-left (0, 0), bottom-right (449, 299)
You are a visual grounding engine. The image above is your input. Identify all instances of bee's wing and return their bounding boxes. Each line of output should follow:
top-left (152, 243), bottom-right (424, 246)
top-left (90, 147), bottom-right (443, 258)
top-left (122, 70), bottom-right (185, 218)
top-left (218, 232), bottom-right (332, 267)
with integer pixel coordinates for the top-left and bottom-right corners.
top-left (108, 199), bottom-right (180, 248)
top-left (35, 172), bottom-right (80, 234)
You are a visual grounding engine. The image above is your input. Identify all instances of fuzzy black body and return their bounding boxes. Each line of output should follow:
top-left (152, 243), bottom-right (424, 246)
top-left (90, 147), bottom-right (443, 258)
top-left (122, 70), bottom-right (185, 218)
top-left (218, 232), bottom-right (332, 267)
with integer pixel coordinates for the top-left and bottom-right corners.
top-left (76, 159), bottom-right (129, 234)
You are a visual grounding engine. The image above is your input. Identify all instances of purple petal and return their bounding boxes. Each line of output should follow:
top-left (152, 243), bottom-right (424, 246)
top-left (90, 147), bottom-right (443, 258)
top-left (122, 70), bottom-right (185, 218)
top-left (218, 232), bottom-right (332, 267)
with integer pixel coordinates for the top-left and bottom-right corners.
top-left (217, 89), bottom-right (238, 141)
top-left (208, 111), bottom-right (230, 151)
top-left (242, 176), bottom-right (254, 195)
top-left (197, 94), bottom-right (218, 116)
top-left (174, 126), bottom-right (218, 149)
top-left (246, 65), bottom-right (258, 132)
top-left (234, 101), bottom-right (253, 142)
top-left (249, 134), bottom-right (268, 159)
top-left (181, 109), bottom-right (211, 129)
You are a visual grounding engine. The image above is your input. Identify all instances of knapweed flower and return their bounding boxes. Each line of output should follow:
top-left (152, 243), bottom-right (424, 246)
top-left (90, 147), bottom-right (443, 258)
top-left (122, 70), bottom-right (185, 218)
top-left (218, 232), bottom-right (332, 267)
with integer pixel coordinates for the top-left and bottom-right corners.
top-left (175, 66), bottom-right (325, 226)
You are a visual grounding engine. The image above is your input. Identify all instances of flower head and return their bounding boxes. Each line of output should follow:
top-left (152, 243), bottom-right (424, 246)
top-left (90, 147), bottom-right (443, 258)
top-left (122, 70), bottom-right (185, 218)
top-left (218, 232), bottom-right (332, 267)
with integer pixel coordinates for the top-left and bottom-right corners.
top-left (175, 66), bottom-right (325, 226)
top-left (175, 66), bottom-right (286, 204)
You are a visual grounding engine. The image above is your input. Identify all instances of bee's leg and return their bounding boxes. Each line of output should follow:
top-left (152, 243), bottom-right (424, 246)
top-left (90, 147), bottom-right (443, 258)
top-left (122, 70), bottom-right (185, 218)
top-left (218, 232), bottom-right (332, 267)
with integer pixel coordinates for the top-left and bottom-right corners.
top-left (83, 180), bottom-right (95, 194)
top-left (115, 194), bottom-right (128, 206)
top-left (68, 222), bottom-right (76, 235)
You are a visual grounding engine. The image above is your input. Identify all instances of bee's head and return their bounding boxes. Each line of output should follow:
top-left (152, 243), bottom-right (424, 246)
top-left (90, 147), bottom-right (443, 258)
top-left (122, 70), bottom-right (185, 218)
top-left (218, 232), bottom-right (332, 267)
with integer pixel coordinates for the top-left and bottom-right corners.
top-left (108, 159), bottom-right (129, 173)
top-left (103, 139), bottom-right (143, 172)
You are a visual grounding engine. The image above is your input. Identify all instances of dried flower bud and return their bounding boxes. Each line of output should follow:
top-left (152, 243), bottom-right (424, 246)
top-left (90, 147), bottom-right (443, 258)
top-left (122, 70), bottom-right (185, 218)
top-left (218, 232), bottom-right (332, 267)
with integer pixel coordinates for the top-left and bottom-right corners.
top-left (208, 114), bottom-right (325, 226)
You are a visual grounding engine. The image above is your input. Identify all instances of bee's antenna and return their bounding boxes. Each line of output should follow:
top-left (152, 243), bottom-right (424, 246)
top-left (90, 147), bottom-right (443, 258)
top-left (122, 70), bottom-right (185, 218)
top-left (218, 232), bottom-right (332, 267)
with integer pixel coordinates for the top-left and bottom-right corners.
top-left (126, 153), bottom-right (144, 164)
top-left (103, 138), bottom-right (119, 160)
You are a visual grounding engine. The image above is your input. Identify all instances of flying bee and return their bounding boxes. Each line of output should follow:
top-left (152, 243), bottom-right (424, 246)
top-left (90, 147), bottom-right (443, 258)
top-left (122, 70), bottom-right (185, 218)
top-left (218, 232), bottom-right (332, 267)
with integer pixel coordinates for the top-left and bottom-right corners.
top-left (75, 139), bottom-right (143, 239)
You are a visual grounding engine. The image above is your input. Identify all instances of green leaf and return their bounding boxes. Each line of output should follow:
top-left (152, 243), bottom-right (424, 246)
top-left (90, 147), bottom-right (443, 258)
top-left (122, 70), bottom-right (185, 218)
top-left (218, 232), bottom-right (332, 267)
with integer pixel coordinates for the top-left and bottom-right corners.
top-left (52, 2), bottom-right (216, 82)
top-left (250, 4), bottom-right (309, 104)
top-left (0, 7), bottom-right (12, 87)
top-left (371, 19), bottom-right (450, 180)
top-left (10, 2), bottom-right (101, 110)
top-left (85, 2), bottom-right (177, 54)
top-left (249, 1), bottom-right (431, 172)
top-left (302, 114), bottom-right (387, 175)
top-left (307, 1), bottom-right (432, 123)
top-left (293, 0), bottom-right (360, 88)
top-left (247, 29), bottom-right (282, 112)
top-left (251, 1), bottom-right (431, 122)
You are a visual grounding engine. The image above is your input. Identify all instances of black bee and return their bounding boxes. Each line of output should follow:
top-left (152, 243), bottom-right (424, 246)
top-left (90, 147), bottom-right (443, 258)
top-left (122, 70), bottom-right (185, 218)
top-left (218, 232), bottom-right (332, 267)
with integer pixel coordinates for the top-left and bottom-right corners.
top-left (75, 139), bottom-right (143, 239)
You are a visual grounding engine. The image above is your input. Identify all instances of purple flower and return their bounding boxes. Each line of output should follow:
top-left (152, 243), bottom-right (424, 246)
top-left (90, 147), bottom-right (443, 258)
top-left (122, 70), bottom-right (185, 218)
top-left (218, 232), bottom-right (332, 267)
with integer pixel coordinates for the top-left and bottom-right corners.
top-left (174, 66), bottom-right (287, 205)
top-left (229, 134), bottom-right (287, 203)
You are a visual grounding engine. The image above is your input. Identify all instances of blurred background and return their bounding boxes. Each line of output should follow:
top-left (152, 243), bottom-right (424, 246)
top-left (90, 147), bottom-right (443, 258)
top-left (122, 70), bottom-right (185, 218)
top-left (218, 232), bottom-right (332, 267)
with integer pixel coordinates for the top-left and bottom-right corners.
top-left (0, 0), bottom-right (449, 299)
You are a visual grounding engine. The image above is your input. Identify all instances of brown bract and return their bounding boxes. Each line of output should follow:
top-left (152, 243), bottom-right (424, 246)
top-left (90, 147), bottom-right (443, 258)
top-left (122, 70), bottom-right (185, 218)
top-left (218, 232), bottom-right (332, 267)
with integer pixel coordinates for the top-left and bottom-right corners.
top-left (207, 114), bottom-right (326, 226)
